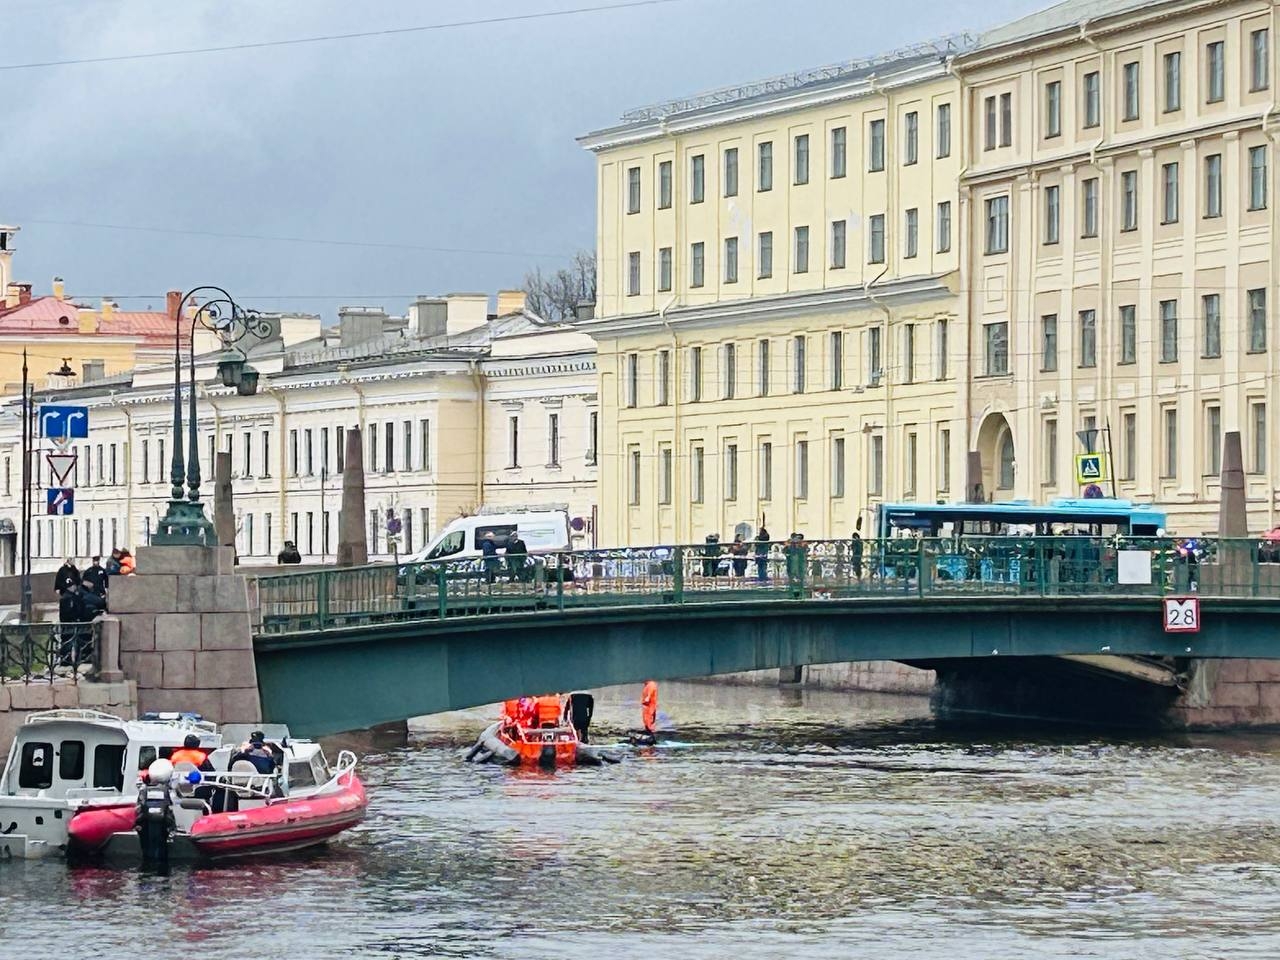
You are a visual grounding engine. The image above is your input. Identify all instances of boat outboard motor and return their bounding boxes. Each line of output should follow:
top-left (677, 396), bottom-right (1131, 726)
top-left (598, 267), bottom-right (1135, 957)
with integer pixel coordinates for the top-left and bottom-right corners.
top-left (136, 759), bottom-right (176, 867)
top-left (538, 745), bottom-right (557, 769)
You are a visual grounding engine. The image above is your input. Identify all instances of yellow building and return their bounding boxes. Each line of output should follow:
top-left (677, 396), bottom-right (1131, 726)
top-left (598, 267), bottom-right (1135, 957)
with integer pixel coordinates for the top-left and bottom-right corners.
top-left (579, 40), bottom-right (970, 546)
top-left (0, 224), bottom-right (175, 394)
top-left (959, 0), bottom-right (1279, 532)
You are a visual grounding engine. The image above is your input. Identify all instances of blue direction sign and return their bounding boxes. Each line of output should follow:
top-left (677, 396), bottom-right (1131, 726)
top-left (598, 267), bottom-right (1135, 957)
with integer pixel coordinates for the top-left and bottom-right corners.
top-left (39, 405), bottom-right (89, 440)
top-left (46, 488), bottom-right (74, 515)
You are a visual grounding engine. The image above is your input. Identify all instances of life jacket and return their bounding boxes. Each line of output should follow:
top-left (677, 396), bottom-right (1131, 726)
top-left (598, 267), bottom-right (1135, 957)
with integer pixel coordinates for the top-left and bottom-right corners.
top-left (119, 554), bottom-right (136, 575)
top-left (536, 695), bottom-right (562, 727)
top-left (169, 748), bottom-right (208, 767)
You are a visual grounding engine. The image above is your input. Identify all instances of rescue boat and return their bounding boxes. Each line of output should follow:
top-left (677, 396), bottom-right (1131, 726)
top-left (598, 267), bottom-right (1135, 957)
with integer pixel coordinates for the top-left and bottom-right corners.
top-left (67, 723), bottom-right (367, 865)
top-left (465, 719), bottom-right (620, 768)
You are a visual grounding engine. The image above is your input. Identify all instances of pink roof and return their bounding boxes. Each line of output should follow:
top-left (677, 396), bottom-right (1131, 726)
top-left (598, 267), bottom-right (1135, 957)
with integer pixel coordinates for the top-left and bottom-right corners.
top-left (0, 296), bottom-right (176, 347)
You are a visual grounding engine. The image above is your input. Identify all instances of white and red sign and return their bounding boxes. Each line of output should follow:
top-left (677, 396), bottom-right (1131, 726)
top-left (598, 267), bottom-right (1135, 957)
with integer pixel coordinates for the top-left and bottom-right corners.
top-left (45, 451), bottom-right (77, 487)
top-left (1163, 596), bottom-right (1201, 634)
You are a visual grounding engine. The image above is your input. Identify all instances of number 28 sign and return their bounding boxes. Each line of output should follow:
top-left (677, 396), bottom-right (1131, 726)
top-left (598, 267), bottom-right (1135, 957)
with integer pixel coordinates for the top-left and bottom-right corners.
top-left (1163, 596), bottom-right (1201, 633)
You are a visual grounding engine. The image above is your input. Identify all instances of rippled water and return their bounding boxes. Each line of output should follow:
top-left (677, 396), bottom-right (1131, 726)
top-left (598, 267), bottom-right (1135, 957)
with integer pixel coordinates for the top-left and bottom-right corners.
top-left (4, 682), bottom-right (1280, 959)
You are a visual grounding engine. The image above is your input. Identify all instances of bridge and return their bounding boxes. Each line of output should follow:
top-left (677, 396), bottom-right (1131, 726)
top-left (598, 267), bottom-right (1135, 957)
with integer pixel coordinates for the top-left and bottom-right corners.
top-left (249, 537), bottom-right (1280, 736)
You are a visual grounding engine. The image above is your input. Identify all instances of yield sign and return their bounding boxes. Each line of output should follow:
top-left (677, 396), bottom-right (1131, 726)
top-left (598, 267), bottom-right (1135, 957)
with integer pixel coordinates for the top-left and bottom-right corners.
top-left (45, 451), bottom-right (77, 487)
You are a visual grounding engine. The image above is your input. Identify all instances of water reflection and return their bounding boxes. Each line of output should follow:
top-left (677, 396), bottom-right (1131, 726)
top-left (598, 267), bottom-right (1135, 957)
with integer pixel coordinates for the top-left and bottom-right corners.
top-left (3, 682), bottom-right (1280, 959)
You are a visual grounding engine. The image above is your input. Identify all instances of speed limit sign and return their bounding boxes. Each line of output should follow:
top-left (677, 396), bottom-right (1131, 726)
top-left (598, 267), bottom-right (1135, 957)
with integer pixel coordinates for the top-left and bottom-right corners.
top-left (1163, 596), bottom-right (1201, 633)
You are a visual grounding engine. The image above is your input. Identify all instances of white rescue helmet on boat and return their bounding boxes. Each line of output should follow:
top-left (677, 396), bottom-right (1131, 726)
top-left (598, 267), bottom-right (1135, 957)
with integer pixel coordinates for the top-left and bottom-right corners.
top-left (147, 758), bottom-right (174, 783)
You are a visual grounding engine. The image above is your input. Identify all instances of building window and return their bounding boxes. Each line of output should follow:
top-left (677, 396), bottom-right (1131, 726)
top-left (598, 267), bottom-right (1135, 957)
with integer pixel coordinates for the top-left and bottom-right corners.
top-left (935, 318), bottom-right (949, 380)
top-left (1249, 288), bottom-right (1268, 353)
top-left (758, 141), bottom-right (773, 191)
top-left (904, 208), bottom-right (919, 259)
top-left (830, 331), bottom-right (844, 389)
top-left (628, 447), bottom-right (641, 505)
top-left (759, 441), bottom-right (773, 501)
top-left (792, 335), bottom-right (807, 393)
top-left (262, 431), bottom-right (272, 476)
top-left (1123, 60), bottom-right (1141, 120)
top-left (1079, 310), bottom-right (1097, 368)
top-left (1083, 71), bottom-right (1100, 127)
top-left (288, 429), bottom-right (298, 476)
top-left (830, 220), bottom-right (847, 269)
top-left (724, 237), bottom-right (739, 284)
top-left (1203, 293), bottom-right (1221, 358)
top-left (1121, 411), bottom-right (1137, 481)
top-left (757, 339), bottom-right (770, 396)
top-left (1250, 145), bottom-right (1268, 210)
top-left (1081, 178), bottom-right (1099, 237)
top-left (868, 119), bottom-right (885, 171)
top-left (1044, 185), bottom-right (1060, 244)
top-left (587, 412), bottom-right (598, 466)
top-left (1041, 314), bottom-right (1058, 371)
top-left (868, 326), bottom-right (882, 385)
top-left (1252, 402), bottom-right (1268, 473)
top-left (1119, 304), bottom-right (1136, 364)
top-left (548, 413), bottom-right (560, 467)
top-left (983, 95), bottom-right (997, 150)
top-left (690, 154), bottom-right (705, 203)
top-left (937, 201), bottom-right (952, 253)
top-left (985, 195), bottom-right (1009, 254)
top-left (1000, 92), bottom-right (1012, 146)
top-left (869, 435), bottom-right (884, 496)
top-left (1045, 80), bottom-right (1061, 137)
top-left (723, 342), bottom-right (737, 399)
top-left (658, 246), bottom-right (673, 292)
top-left (1160, 299), bottom-right (1179, 362)
top-left (1164, 51), bottom-right (1182, 111)
top-left (902, 324), bottom-right (915, 384)
top-left (831, 126), bottom-right (847, 178)
top-left (1253, 28), bottom-right (1271, 91)
top-left (832, 436), bottom-right (846, 498)
top-left (794, 133), bottom-right (810, 185)
top-left (627, 252), bottom-right (641, 296)
top-left (690, 346), bottom-right (703, 401)
top-left (725, 442), bottom-right (739, 501)
top-left (795, 440), bottom-right (809, 500)
top-left (904, 111), bottom-right (919, 165)
top-left (657, 349), bottom-right (671, 406)
top-left (938, 427), bottom-right (951, 492)
top-left (998, 432), bottom-right (1015, 489)
top-left (659, 446), bottom-right (673, 504)
top-left (1121, 170), bottom-right (1138, 231)
top-left (658, 159), bottom-right (672, 209)
top-left (141, 439), bottom-right (150, 484)
top-left (984, 322), bottom-right (1009, 375)
top-left (936, 103), bottom-right (951, 158)
top-left (626, 166), bottom-right (641, 214)
top-left (691, 445), bottom-right (705, 503)
top-left (794, 225), bottom-right (810, 274)
top-left (508, 416), bottom-right (520, 467)
top-left (758, 231), bottom-right (773, 279)
top-left (1206, 40), bottom-right (1225, 103)
top-left (869, 214), bottom-right (885, 264)
top-left (626, 353), bottom-right (638, 408)
top-left (1206, 404), bottom-right (1223, 477)
top-left (1162, 162), bottom-right (1180, 223)
top-left (1163, 408), bottom-right (1178, 478)
top-left (1043, 419), bottom-right (1058, 485)
top-left (904, 432), bottom-right (918, 497)
top-left (723, 146), bottom-right (739, 197)
top-left (367, 424), bottom-right (376, 473)
top-left (691, 241), bottom-right (705, 287)
top-left (1205, 154), bottom-right (1222, 218)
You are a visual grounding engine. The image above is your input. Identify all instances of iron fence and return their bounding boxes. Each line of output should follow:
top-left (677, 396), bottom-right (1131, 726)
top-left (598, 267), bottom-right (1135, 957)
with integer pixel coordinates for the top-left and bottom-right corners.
top-left (252, 537), bottom-right (1277, 634)
top-left (0, 620), bottom-right (100, 684)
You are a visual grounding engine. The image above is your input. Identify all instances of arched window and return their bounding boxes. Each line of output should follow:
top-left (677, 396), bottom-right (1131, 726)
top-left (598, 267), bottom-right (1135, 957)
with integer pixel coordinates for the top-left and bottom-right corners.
top-left (998, 432), bottom-right (1015, 489)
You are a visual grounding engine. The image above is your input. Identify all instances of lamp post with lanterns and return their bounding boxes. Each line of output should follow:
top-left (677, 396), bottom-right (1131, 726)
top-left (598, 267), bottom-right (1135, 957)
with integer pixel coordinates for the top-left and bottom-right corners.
top-left (153, 286), bottom-right (270, 546)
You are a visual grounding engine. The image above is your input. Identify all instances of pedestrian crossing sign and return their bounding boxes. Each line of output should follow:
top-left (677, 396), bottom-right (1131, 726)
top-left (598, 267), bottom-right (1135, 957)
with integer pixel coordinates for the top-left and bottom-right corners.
top-left (1075, 453), bottom-right (1106, 485)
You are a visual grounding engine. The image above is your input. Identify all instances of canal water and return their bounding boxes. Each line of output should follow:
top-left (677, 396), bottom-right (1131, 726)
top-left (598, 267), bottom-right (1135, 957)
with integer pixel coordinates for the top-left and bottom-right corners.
top-left (4, 682), bottom-right (1280, 959)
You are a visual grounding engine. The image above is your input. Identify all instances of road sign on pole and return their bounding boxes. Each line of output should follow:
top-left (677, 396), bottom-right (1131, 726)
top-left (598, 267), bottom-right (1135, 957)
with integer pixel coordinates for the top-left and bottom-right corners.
top-left (1075, 453), bottom-right (1106, 485)
top-left (38, 405), bottom-right (89, 440)
top-left (1163, 596), bottom-right (1201, 633)
top-left (46, 488), bottom-right (74, 515)
top-left (45, 452), bottom-right (77, 487)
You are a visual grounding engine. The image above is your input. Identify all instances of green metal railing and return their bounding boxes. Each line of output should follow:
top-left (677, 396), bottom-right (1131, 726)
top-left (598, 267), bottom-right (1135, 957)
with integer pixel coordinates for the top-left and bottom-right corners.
top-left (0, 620), bottom-right (99, 683)
top-left (252, 537), bottom-right (1277, 635)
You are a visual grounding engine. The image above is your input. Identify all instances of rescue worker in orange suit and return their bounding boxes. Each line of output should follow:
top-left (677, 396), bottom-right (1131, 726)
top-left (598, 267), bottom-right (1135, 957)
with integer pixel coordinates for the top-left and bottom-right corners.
top-left (169, 734), bottom-right (213, 772)
top-left (502, 699), bottom-right (522, 732)
top-left (535, 694), bottom-right (562, 728)
top-left (641, 680), bottom-right (659, 735)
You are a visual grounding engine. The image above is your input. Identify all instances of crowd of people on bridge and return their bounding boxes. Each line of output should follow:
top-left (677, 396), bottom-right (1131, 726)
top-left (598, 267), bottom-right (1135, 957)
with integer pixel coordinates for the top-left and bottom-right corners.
top-left (53, 549), bottom-right (135, 667)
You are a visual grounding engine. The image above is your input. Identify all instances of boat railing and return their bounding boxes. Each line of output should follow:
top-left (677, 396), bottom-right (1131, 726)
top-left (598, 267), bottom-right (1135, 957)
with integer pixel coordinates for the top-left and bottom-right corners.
top-left (182, 768), bottom-right (279, 800)
top-left (64, 785), bottom-right (130, 802)
top-left (24, 708), bottom-right (124, 726)
top-left (319, 750), bottom-right (358, 792)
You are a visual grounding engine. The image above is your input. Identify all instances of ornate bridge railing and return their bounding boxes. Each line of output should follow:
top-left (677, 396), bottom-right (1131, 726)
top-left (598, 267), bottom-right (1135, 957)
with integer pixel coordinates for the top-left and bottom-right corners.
top-left (0, 620), bottom-right (101, 684)
top-left (251, 537), bottom-right (1275, 635)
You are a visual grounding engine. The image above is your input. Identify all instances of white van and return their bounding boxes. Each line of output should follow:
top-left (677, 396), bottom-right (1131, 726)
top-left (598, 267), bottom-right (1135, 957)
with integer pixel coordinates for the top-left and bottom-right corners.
top-left (406, 509), bottom-right (572, 565)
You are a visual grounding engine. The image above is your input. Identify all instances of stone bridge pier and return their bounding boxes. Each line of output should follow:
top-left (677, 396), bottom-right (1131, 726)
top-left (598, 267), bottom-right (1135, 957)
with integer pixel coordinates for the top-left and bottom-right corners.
top-left (112, 545), bottom-right (261, 723)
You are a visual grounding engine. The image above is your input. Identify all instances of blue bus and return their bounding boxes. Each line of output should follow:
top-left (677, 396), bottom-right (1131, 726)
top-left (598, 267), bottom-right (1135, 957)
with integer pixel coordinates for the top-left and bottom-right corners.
top-left (876, 498), bottom-right (1167, 540)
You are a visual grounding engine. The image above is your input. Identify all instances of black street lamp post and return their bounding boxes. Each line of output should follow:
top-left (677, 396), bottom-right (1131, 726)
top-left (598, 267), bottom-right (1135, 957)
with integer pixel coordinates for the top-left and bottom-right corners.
top-left (153, 286), bottom-right (271, 546)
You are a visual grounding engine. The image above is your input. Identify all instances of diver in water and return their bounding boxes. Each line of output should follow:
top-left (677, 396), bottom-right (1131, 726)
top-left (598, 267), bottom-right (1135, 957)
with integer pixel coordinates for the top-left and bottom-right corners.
top-left (565, 691), bottom-right (595, 743)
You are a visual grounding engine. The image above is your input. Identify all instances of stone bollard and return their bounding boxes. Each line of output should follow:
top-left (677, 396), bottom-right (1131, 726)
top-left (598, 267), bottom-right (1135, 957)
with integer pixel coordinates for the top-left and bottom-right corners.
top-left (96, 616), bottom-right (125, 683)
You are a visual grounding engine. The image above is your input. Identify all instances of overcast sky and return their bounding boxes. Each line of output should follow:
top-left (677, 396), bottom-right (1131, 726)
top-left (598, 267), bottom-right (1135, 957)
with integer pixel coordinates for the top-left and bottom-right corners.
top-left (2, 0), bottom-right (1048, 318)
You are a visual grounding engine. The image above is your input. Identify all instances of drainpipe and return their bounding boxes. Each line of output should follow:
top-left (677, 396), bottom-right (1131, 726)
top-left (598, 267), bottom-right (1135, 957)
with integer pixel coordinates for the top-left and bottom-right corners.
top-left (1263, 6), bottom-right (1280, 528)
top-left (659, 296), bottom-right (679, 539)
top-left (112, 394), bottom-right (134, 547)
top-left (1080, 20), bottom-right (1107, 166)
top-left (946, 54), bottom-right (975, 499)
top-left (266, 386), bottom-right (288, 549)
top-left (866, 266), bottom-right (892, 513)
top-left (469, 359), bottom-right (484, 509)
